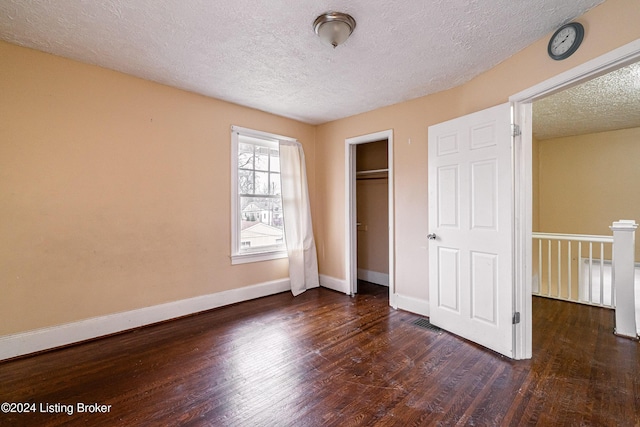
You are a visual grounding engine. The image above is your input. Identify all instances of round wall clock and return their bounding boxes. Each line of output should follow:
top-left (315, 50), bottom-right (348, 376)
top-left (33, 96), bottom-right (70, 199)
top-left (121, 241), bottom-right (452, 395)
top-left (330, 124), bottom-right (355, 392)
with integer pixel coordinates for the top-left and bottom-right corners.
top-left (548, 22), bottom-right (584, 60)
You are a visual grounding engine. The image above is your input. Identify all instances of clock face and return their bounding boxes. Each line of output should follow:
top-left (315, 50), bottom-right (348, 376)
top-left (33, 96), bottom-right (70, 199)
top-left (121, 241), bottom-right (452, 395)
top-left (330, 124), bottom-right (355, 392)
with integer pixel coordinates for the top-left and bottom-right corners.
top-left (548, 23), bottom-right (584, 60)
top-left (550, 27), bottom-right (577, 55)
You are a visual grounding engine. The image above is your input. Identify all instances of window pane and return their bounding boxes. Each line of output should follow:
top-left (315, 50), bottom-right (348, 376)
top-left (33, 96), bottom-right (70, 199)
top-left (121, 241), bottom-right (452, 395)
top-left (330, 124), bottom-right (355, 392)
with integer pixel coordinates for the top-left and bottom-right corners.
top-left (240, 196), bottom-right (285, 251)
top-left (255, 150), bottom-right (269, 171)
top-left (238, 170), bottom-right (253, 194)
top-left (238, 143), bottom-right (254, 169)
top-left (255, 171), bottom-right (269, 195)
top-left (270, 172), bottom-right (281, 195)
top-left (270, 149), bottom-right (280, 172)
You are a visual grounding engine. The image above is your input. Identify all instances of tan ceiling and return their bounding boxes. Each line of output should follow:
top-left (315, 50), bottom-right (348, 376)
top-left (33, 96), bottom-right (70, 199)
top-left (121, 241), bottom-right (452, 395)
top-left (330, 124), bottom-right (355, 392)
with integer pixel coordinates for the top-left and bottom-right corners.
top-left (533, 61), bottom-right (640, 140)
top-left (0, 0), bottom-right (605, 125)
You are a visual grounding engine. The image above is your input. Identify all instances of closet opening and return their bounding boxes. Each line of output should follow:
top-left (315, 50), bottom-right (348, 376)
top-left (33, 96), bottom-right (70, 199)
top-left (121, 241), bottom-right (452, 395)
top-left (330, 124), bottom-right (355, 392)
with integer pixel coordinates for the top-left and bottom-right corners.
top-left (355, 139), bottom-right (389, 293)
top-left (345, 129), bottom-right (394, 305)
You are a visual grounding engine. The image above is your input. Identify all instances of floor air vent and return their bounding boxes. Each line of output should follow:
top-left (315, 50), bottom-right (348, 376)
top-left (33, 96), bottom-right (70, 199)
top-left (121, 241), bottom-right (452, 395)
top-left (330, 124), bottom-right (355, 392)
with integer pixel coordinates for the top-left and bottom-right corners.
top-left (413, 318), bottom-right (442, 333)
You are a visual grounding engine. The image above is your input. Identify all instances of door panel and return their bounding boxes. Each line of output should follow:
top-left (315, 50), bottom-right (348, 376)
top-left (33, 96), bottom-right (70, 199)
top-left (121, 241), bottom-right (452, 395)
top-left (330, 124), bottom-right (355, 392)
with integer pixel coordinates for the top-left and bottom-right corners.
top-left (438, 247), bottom-right (460, 312)
top-left (470, 251), bottom-right (498, 324)
top-left (437, 166), bottom-right (459, 227)
top-left (428, 102), bottom-right (513, 358)
top-left (471, 160), bottom-right (497, 229)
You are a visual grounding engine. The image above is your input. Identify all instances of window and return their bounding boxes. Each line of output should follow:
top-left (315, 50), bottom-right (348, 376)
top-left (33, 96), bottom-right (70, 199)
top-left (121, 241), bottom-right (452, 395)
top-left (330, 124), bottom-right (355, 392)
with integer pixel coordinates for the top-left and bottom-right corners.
top-left (231, 126), bottom-right (291, 264)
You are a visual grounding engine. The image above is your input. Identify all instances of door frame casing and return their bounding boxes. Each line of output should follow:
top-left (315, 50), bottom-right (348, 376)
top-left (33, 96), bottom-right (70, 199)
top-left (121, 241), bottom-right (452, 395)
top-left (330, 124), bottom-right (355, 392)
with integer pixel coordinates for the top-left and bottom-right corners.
top-left (510, 39), bottom-right (640, 359)
top-left (345, 130), bottom-right (395, 306)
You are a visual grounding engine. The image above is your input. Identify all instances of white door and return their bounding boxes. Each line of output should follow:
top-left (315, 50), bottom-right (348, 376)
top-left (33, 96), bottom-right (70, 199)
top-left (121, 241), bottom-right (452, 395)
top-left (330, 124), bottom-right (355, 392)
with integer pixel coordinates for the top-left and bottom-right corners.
top-left (428, 103), bottom-right (514, 358)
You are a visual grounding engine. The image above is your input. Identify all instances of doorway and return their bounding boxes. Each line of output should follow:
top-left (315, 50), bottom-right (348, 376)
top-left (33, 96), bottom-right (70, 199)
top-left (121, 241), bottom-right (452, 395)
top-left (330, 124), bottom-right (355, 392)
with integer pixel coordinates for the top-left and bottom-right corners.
top-left (511, 39), bottom-right (640, 359)
top-left (345, 130), bottom-right (394, 305)
top-left (531, 60), bottom-right (640, 307)
top-left (356, 140), bottom-right (389, 290)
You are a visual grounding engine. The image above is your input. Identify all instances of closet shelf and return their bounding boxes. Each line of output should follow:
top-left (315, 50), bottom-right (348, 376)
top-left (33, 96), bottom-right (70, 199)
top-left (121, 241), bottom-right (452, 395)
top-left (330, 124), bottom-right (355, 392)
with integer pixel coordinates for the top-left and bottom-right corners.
top-left (356, 168), bottom-right (388, 180)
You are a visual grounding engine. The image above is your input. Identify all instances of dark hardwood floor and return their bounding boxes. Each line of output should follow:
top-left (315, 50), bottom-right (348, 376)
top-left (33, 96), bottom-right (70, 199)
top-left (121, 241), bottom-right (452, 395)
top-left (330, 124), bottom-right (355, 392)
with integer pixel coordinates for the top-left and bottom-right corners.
top-left (1, 282), bottom-right (638, 426)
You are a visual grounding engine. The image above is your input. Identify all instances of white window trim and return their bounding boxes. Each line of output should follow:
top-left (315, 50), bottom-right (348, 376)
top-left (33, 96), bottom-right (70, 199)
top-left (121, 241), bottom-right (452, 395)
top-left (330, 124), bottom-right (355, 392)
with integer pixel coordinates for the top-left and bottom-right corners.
top-left (230, 126), bottom-right (295, 265)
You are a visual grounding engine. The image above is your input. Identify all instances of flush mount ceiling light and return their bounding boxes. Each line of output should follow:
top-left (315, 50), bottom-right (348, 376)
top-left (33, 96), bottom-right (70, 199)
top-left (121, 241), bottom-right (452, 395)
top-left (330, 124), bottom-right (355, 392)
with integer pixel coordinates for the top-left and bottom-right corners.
top-left (313, 12), bottom-right (356, 48)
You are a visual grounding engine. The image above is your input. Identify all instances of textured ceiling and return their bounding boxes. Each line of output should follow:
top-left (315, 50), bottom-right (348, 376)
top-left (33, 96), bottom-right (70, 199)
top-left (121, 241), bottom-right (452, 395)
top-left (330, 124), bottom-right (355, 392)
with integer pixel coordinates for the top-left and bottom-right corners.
top-left (0, 0), bottom-right (605, 125)
top-left (533, 61), bottom-right (640, 140)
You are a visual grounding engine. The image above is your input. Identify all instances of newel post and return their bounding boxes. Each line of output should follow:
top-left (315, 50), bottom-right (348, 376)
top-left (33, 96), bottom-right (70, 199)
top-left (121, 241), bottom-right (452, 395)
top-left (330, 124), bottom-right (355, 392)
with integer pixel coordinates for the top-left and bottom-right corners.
top-left (610, 220), bottom-right (638, 338)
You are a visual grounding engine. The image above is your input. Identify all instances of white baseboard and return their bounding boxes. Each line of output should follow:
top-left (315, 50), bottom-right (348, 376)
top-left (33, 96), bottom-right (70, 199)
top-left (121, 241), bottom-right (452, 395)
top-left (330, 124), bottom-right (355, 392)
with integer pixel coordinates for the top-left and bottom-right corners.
top-left (0, 278), bottom-right (291, 361)
top-left (357, 269), bottom-right (389, 286)
top-left (395, 294), bottom-right (430, 317)
top-left (319, 274), bottom-right (349, 294)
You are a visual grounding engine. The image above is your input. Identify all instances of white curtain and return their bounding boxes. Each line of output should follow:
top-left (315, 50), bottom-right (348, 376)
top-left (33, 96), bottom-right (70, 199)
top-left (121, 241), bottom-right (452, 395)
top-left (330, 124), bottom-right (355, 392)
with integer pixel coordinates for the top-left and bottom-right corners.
top-left (279, 140), bottom-right (319, 296)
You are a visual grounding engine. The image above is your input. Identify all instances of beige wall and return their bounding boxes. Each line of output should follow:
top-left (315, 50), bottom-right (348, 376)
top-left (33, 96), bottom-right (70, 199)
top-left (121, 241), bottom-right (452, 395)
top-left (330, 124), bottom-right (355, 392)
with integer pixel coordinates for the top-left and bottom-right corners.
top-left (532, 136), bottom-right (541, 231)
top-left (536, 127), bottom-right (640, 259)
top-left (315, 0), bottom-right (640, 302)
top-left (0, 41), bottom-right (316, 335)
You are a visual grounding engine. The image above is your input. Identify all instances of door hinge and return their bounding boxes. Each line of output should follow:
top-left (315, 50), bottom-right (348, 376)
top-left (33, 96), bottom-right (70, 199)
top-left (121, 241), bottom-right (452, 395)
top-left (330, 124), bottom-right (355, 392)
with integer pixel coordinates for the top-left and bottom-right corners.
top-left (512, 312), bottom-right (521, 324)
top-left (511, 124), bottom-right (521, 137)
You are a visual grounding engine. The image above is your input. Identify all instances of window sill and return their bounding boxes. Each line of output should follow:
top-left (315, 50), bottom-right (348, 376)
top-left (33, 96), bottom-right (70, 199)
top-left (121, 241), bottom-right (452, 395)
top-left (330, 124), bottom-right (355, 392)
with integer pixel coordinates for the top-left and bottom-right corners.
top-left (231, 250), bottom-right (288, 265)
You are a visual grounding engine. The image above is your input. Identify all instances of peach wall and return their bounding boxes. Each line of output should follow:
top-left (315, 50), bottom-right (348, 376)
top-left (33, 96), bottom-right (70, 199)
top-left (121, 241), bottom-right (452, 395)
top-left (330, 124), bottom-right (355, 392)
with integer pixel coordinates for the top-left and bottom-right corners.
top-left (356, 179), bottom-right (389, 274)
top-left (532, 136), bottom-right (541, 231)
top-left (0, 41), bottom-right (316, 335)
top-left (537, 127), bottom-right (640, 260)
top-left (315, 0), bottom-right (640, 303)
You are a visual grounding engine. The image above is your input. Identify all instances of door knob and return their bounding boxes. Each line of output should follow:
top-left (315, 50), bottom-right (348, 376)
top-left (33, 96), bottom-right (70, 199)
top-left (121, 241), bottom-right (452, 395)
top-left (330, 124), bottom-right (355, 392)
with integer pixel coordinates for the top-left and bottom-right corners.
top-left (427, 233), bottom-right (437, 240)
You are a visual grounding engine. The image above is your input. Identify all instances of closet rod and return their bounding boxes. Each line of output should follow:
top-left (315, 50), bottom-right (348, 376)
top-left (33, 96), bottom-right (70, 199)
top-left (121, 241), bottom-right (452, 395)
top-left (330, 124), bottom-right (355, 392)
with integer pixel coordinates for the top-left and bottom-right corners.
top-left (357, 176), bottom-right (388, 180)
